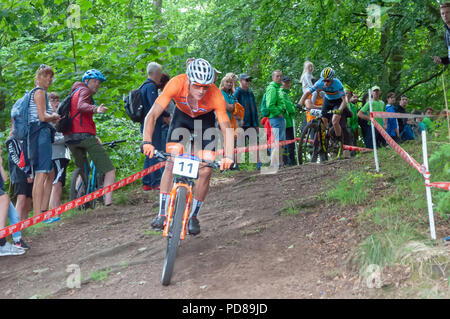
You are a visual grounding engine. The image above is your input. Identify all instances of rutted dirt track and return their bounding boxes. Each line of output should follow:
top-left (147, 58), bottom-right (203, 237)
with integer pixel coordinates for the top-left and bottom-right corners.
top-left (1, 160), bottom-right (371, 299)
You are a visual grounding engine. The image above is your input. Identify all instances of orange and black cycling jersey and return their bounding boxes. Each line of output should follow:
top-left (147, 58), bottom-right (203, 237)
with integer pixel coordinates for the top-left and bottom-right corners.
top-left (154, 74), bottom-right (230, 124)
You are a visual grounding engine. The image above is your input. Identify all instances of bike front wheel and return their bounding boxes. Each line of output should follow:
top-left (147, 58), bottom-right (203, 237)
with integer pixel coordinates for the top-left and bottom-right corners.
top-left (69, 168), bottom-right (91, 210)
top-left (298, 121), bottom-right (319, 164)
top-left (161, 186), bottom-right (188, 286)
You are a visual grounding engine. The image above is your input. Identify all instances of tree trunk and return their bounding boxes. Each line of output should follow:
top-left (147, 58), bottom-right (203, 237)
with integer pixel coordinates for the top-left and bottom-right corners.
top-left (0, 65), bottom-right (5, 131)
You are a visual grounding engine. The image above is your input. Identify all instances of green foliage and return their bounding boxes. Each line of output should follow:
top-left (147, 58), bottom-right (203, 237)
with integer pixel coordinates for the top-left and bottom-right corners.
top-left (429, 140), bottom-right (450, 219)
top-left (89, 268), bottom-right (111, 282)
top-left (325, 170), bottom-right (377, 205)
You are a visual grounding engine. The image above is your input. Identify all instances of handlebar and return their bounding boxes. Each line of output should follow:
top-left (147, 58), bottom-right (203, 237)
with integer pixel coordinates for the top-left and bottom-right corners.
top-left (103, 139), bottom-right (127, 148)
top-left (153, 150), bottom-right (233, 171)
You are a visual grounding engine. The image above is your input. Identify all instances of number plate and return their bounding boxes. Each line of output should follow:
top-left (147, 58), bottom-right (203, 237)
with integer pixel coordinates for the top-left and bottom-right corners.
top-left (310, 109), bottom-right (322, 117)
top-left (172, 155), bottom-right (201, 179)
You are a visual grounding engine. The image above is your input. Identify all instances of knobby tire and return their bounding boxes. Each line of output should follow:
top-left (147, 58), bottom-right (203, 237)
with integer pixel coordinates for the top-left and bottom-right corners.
top-left (161, 186), bottom-right (187, 286)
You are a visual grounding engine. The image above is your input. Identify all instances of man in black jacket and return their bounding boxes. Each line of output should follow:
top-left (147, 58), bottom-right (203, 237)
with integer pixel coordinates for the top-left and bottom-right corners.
top-left (433, 3), bottom-right (450, 65)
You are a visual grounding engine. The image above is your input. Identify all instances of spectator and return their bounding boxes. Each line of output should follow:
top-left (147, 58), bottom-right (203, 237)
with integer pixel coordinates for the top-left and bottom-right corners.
top-left (234, 73), bottom-right (261, 169)
top-left (0, 144), bottom-right (29, 251)
top-left (280, 76), bottom-right (297, 166)
top-left (384, 92), bottom-right (401, 143)
top-left (158, 73), bottom-right (175, 154)
top-left (225, 73), bottom-right (238, 91)
top-left (422, 107), bottom-right (435, 132)
top-left (6, 135), bottom-right (33, 224)
top-left (410, 110), bottom-right (425, 139)
top-left (357, 86), bottom-right (386, 148)
top-left (338, 104), bottom-right (354, 158)
top-left (140, 62), bottom-right (164, 191)
top-left (48, 92), bottom-right (71, 214)
top-left (395, 94), bottom-right (408, 139)
top-left (302, 78), bottom-right (324, 132)
top-left (220, 73), bottom-right (237, 120)
top-left (27, 65), bottom-right (60, 217)
top-left (300, 61), bottom-right (315, 111)
top-left (433, 3), bottom-right (450, 66)
top-left (358, 93), bottom-right (370, 146)
top-left (220, 73), bottom-right (240, 166)
top-left (265, 70), bottom-right (286, 170)
top-left (346, 90), bottom-right (360, 151)
top-left (63, 69), bottom-right (116, 206)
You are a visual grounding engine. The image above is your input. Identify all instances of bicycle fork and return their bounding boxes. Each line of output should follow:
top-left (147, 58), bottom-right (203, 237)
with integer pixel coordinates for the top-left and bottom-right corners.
top-left (163, 182), bottom-right (193, 241)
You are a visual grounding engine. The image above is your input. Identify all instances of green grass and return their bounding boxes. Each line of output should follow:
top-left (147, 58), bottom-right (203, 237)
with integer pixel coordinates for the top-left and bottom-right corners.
top-left (280, 200), bottom-right (302, 216)
top-left (327, 126), bottom-right (450, 297)
top-left (89, 268), bottom-right (112, 282)
top-left (144, 229), bottom-right (160, 236)
top-left (325, 170), bottom-right (378, 206)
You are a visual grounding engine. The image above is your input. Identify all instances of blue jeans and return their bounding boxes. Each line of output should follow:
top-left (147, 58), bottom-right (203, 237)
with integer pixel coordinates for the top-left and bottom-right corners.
top-left (269, 116), bottom-right (286, 155)
top-left (8, 203), bottom-right (21, 242)
top-left (29, 122), bottom-right (53, 174)
top-left (143, 156), bottom-right (163, 188)
top-left (269, 117), bottom-right (286, 142)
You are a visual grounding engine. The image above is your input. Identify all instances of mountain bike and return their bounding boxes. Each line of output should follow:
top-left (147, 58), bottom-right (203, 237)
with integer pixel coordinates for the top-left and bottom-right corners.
top-left (151, 140), bottom-right (233, 286)
top-left (298, 109), bottom-right (343, 164)
top-left (69, 139), bottom-right (126, 210)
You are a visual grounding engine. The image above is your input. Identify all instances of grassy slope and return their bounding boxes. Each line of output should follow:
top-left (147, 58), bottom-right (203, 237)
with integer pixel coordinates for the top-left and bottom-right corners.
top-left (324, 125), bottom-right (449, 298)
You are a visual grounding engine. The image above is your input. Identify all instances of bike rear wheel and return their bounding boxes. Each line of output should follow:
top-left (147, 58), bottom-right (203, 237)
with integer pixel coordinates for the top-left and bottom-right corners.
top-left (69, 168), bottom-right (91, 210)
top-left (298, 121), bottom-right (319, 164)
top-left (161, 186), bottom-right (187, 286)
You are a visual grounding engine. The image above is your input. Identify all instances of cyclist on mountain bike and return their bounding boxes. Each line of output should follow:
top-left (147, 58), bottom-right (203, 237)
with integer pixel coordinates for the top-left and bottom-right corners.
top-left (298, 67), bottom-right (347, 142)
top-left (142, 58), bottom-right (234, 236)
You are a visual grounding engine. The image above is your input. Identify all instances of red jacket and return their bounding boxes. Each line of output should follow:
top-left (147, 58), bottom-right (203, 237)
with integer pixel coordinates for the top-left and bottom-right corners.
top-left (64, 82), bottom-right (97, 136)
top-left (261, 117), bottom-right (274, 147)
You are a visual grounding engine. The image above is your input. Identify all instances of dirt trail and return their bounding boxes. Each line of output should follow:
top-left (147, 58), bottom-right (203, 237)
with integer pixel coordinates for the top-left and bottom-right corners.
top-left (0, 160), bottom-right (369, 299)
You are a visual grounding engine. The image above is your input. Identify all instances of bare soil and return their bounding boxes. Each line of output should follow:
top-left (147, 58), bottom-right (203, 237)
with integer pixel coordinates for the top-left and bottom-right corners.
top-left (0, 160), bottom-right (399, 299)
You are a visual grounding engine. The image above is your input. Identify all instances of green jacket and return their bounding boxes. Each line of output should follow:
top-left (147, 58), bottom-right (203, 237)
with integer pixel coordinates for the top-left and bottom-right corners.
top-left (265, 81), bottom-right (284, 118)
top-left (347, 102), bottom-right (359, 132)
top-left (280, 88), bottom-right (296, 128)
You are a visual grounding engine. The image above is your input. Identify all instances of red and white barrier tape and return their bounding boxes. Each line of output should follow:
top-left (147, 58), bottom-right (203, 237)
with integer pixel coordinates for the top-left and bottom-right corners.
top-left (428, 182), bottom-right (450, 191)
top-left (370, 118), bottom-right (423, 173)
top-left (342, 145), bottom-right (373, 152)
top-left (371, 118), bottom-right (449, 192)
top-left (371, 112), bottom-right (447, 119)
top-left (217, 138), bottom-right (300, 155)
top-left (0, 162), bottom-right (166, 239)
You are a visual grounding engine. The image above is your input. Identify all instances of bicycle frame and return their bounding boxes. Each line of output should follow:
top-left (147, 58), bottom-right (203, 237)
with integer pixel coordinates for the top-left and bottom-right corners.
top-left (163, 177), bottom-right (194, 241)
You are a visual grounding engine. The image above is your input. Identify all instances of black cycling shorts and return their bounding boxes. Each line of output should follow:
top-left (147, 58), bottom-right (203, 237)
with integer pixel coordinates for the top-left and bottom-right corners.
top-left (52, 158), bottom-right (70, 187)
top-left (321, 97), bottom-right (343, 121)
top-left (166, 107), bottom-right (218, 152)
top-left (13, 181), bottom-right (33, 198)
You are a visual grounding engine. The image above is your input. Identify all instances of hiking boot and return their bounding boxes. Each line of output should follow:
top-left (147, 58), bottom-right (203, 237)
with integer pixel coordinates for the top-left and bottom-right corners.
top-left (188, 217), bottom-right (201, 236)
top-left (14, 239), bottom-right (30, 250)
top-left (151, 215), bottom-right (166, 230)
top-left (0, 242), bottom-right (26, 256)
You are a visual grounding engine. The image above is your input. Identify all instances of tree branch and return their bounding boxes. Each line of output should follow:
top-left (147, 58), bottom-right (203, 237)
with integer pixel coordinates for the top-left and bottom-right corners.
top-left (400, 67), bottom-right (448, 95)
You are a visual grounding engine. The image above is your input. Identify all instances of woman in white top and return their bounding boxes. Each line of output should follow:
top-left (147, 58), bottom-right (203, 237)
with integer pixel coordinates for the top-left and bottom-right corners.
top-left (27, 65), bottom-right (60, 217)
top-left (299, 61), bottom-right (316, 110)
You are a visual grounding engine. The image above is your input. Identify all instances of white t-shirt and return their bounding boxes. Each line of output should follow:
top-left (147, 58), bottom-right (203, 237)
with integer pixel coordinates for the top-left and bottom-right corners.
top-left (300, 72), bottom-right (314, 94)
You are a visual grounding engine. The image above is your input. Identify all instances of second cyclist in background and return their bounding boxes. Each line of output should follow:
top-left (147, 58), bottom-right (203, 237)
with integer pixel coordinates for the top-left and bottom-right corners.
top-left (298, 67), bottom-right (347, 143)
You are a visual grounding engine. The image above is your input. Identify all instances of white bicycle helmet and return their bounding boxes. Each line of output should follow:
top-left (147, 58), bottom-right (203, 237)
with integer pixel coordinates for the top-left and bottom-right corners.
top-left (186, 58), bottom-right (215, 85)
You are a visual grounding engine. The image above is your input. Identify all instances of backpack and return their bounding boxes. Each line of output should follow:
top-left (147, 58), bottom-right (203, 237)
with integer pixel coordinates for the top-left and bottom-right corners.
top-left (55, 88), bottom-right (81, 133)
top-left (260, 93), bottom-right (269, 118)
top-left (10, 87), bottom-right (43, 140)
top-left (123, 80), bottom-right (151, 122)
